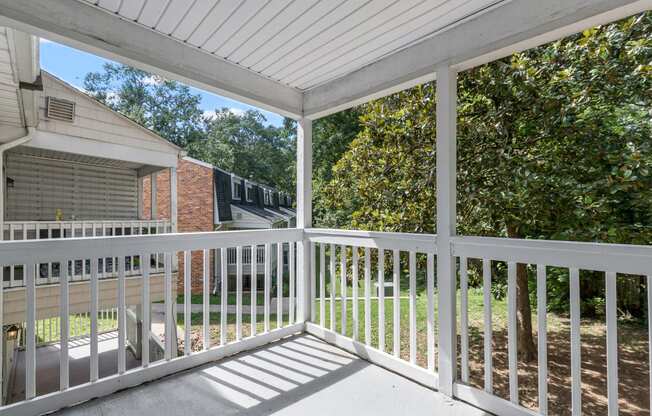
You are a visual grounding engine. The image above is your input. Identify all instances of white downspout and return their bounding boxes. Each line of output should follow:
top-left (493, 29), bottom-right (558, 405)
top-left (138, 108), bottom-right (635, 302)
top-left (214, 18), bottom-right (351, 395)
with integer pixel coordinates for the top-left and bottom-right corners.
top-left (0, 127), bottom-right (35, 241)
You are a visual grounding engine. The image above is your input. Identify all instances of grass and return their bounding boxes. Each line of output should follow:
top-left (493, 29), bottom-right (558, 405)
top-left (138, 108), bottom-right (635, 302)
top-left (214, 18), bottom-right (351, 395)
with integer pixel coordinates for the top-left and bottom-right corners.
top-left (174, 292), bottom-right (265, 305)
top-left (34, 313), bottom-right (119, 344)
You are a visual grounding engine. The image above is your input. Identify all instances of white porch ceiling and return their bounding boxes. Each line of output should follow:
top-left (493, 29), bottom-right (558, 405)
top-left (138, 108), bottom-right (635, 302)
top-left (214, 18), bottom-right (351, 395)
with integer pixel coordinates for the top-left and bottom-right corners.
top-left (85, 0), bottom-right (503, 91)
top-left (0, 0), bottom-right (648, 119)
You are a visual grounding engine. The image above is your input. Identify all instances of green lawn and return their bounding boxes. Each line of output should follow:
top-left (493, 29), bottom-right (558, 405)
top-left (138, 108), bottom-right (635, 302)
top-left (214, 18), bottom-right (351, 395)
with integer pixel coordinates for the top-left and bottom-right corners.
top-left (35, 313), bottom-right (119, 344)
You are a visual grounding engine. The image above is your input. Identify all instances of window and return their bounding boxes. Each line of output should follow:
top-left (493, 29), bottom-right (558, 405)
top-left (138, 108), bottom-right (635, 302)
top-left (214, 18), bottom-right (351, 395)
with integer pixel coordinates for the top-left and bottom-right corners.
top-left (232, 182), bottom-right (241, 199)
top-left (245, 185), bottom-right (253, 202)
top-left (264, 191), bottom-right (270, 205)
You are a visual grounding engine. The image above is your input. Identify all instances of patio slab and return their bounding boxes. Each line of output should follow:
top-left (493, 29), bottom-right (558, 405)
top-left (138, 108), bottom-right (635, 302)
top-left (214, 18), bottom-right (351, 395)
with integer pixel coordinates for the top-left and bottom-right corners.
top-left (52, 334), bottom-right (489, 416)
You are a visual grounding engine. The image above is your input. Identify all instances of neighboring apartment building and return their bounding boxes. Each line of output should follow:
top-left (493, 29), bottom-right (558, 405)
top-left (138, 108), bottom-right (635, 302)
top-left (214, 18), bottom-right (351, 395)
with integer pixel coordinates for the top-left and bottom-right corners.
top-left (143, 157), bottom-right (295, 293)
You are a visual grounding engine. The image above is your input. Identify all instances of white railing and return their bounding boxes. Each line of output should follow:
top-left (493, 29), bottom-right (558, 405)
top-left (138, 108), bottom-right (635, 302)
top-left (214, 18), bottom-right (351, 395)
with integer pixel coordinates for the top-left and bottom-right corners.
top-left (304, 228), bottom-right (439, 389)
top-left (450, 236), bottom-right (652, 416)
top-left (3, 227), bottom-right (652, 416)
top-left (2, 220), bottom-right (171, 287)
top-left (0, 228), bottom-right (302, 415)
top-left (226, 245), bottom-right (266, 266)
top-left (303, 229), bottom-right (652, 416)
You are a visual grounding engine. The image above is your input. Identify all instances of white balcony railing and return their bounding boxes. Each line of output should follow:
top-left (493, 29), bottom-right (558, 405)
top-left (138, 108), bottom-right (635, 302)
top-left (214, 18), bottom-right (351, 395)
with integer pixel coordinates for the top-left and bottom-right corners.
top-left (3, 227), bottom-right (652, 416)
top-left (303, 229), bottom-right (652, 416)
top-left (2, 220), bottom-right (171, 288)
top-left (0, 228), bottom-right (302, 415)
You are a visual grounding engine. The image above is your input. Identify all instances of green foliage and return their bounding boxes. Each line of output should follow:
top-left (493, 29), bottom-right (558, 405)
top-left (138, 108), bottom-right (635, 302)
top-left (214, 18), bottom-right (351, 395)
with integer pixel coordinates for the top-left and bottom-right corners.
top-left (321, 13), bottom-right (652, 314)
top-left (187, 109), bottom-right (296, 194)
top-left (83, 63), bottom-right (296, 193)
top-left (83, 64), bottom-right (204, 148)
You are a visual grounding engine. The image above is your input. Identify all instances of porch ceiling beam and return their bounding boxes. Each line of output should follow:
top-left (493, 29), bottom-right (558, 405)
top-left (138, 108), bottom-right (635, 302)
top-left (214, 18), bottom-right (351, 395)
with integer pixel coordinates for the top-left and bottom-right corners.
top-left (0, 0), bottom-right (303, 119)
top-left (303, 0), bottom-right (650, 119)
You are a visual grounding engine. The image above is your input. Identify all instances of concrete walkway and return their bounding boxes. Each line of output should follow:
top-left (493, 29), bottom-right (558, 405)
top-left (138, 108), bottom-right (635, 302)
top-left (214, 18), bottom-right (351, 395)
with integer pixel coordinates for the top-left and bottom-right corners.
top-left (53, 334), bottom-right (489, 416)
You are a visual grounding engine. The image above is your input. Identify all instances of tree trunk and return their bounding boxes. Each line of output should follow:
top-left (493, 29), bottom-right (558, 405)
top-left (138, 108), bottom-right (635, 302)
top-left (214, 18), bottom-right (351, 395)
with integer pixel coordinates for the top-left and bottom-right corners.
top-left (507, 225), bottom-right (537, 362)
top-left (516, 262), bottom-right (536, 361)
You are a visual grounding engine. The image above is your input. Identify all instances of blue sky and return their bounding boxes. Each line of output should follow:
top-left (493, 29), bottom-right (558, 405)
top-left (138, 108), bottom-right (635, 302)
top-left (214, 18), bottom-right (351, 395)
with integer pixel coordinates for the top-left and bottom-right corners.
top-left (39, 39), bottom-right (285, 127)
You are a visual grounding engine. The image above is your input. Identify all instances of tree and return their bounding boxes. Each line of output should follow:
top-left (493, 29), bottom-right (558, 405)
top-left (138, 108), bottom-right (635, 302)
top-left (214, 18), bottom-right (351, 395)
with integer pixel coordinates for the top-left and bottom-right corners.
top-left (83, 64), bottom-right (297, 194)
top-left (83, 63), bottom-right (205, 147)
top-left (312, 109), bottom-right (363, 226)
top-left (321, 12), bottom-right (652, 361)
top-left (186, 108), bottom-right (296, 193)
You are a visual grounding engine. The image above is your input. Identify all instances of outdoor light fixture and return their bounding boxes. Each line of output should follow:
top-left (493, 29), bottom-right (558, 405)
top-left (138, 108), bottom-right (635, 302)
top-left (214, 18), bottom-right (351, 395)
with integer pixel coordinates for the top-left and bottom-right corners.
top-left (5, 325), bottom-right (19, 341)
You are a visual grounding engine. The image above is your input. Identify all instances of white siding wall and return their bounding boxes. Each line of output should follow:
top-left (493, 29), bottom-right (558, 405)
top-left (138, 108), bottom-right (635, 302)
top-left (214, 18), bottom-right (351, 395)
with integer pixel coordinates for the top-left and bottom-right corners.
top-left (38, 73), bottom-right (177, 154)
top-left (5, 152), bottom-right (137, 221)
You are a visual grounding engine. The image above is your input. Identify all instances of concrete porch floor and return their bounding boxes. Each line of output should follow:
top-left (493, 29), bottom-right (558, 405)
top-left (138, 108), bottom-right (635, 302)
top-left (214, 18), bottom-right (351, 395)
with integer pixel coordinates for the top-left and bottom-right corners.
top-left (52, 334), bottom-right (489, 416)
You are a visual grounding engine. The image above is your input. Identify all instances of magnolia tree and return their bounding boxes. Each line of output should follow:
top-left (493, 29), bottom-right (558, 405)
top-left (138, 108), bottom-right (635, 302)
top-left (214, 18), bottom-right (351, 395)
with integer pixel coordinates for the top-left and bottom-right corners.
top-left (319, 13), bottom-right (652, 360)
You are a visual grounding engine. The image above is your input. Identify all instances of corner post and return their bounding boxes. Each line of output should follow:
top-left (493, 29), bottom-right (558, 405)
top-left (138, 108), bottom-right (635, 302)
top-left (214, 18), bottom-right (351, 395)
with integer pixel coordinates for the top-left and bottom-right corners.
top-left (436, 64), bottom-right (458, 396)
top-left (296, 117), bottom-right (312, 323)
top-left (170, 167), bottom-right (178, 233)
top-left (150, 172), bottom-right (157, 220)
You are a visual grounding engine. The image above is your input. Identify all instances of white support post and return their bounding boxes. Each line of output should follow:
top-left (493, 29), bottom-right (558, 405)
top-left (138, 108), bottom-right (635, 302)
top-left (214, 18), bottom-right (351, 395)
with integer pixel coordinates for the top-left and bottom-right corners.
top-left (436, 64), bottom-right (457, 396)
top-left (296, 118), bottom-right (312, 323)
top-left (150, 172), bottom-right (157, 220)
top-left (170, 167), bottom-right (178, 233)
top-left (137, 176), bottom-right (144, 220)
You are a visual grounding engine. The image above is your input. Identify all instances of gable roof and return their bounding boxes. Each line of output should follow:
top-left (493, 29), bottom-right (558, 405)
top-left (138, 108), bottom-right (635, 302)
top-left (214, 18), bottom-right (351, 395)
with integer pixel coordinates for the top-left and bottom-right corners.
top-left (41, 70), bottom-right (183, 155)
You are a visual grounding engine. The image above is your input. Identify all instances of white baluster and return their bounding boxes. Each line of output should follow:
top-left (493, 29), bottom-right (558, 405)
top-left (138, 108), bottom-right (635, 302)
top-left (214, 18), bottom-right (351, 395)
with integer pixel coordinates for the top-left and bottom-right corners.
top-left (537, 264), bottom-right (548, 415)
top-left (117, 256), bottom-right (126, 373)
top-left (203, 249), bottom-right (209, 350)
top-left (393, 249), bottom-right (400, 357)
top-left (251, 245), bottom-right (257, 337)
top-left (320, 243), bottom-right (326, 327)
top-left (427, 253), bottom-right (435, 372)
top-left (352, 247), bottom-right (359, 342)
top-left (570, 268), bottom-right (581, 416)
top-left (277, 243), bottom-right (283, 329)
top-left (142, 254), bottom-right (150, 367)
top-left (330, 243), bottom-right (336, 331)
top-left (184, 251), bottom-right (191, 355)
top-left (221, 247), bottom-right (228, 344)
top-left (409, 251), bottom-right (416, 365)
top-left (90, 258), bottom-right (99, 379)
top-left (25, 262), bottom-right (36, 399)
top-left (236, 246), bottom-right (243, 340)
top-left (507, 261), bottom-right (518, 403)
top-left (378, 248), bottom-right (385, 353)
top-left (364, 247), bottom-right (371, 346)
top-left (483, 258), bottom-right (493, 393)
top-left (460, 256), bottom-right (469, 382)
top-left (340, 245), bottom-right (347, 336)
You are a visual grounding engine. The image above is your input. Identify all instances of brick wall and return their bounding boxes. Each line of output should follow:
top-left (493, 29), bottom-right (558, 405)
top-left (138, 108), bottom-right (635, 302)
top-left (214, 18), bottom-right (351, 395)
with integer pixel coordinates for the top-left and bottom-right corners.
top-left (142, 159), bottom-right (214, 293)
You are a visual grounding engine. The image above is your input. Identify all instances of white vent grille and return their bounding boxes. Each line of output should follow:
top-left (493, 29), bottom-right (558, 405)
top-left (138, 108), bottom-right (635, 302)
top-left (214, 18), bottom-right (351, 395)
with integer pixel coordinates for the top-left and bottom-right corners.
top-left (46, 96), bottom-right (75, 122)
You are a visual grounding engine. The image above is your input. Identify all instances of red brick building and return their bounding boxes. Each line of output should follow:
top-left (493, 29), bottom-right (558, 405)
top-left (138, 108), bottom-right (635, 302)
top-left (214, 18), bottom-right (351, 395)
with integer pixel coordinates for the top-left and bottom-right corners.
top-left (143, 157), bottom-right (295, 293)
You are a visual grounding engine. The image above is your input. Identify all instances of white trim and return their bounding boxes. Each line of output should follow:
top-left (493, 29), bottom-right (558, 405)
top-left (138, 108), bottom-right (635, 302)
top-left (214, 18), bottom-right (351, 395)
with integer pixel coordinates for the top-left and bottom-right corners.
top-left (27, 130), bottom-right (178, 168)
top-left (453, 383), bottom-right (539, 416)
top-left (182, 156), bottom-right (214, 170)
top-left (305, 228), bottom-right (436, 254)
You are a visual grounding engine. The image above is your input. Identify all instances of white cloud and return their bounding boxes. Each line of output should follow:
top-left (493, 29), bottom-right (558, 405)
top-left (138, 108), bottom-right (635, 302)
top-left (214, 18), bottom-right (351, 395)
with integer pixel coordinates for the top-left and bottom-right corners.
top-left (203, 108), bottom-right (246, 120)
top-left (39, 38), bottom-right (54, 44)
top-left (143, 75), bottom-right (164, 86)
